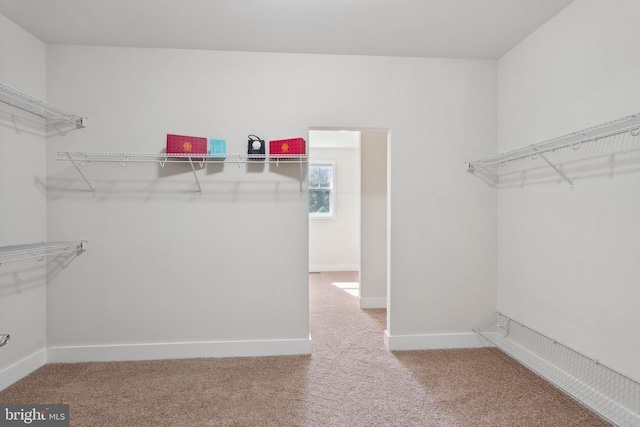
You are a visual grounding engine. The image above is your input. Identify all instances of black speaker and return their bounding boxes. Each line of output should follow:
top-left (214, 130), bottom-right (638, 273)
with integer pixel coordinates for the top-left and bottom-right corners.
top-left (247, 134), bottom-right (265, 160)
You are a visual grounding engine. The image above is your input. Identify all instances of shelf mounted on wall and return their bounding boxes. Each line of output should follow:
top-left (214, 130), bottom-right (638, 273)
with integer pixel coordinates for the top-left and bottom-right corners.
top-left (474, 313), bottom-right (640, 427)
top-left (465, 113), bottom-right (640, 189)
top-left (0, 82), bottom-right (87, 128)
top-left (56, 152), bottom-right (309, 195)
top-left (0, 242), bottom-right (87, 348)
top-left (0, 241), bottom-right (87, 267)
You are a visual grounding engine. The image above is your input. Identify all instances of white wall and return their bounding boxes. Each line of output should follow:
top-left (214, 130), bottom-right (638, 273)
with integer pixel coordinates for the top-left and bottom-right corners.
top-left (42, 45), bottom-right (497, 360)
top-left (360, 130), bottom-right (388, 308)
top-left (387, 58), bottom-right (497, 348)
top-left (497, 0), bottom-right (640, 381)
top-left (309, 131), bottom-right (360, 272)
top-left (45, 47), bottom-right (316, 359)
top-left (0, 14), bottom-right (48, 386)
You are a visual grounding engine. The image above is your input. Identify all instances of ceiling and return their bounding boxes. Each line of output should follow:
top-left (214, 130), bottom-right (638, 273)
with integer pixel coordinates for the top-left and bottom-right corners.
top-left (0, 0), bottom-right (573, 59)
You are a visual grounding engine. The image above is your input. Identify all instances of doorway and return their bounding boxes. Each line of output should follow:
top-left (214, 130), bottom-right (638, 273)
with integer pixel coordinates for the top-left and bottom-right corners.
top-left (308, 128), bottom-right (389, 310)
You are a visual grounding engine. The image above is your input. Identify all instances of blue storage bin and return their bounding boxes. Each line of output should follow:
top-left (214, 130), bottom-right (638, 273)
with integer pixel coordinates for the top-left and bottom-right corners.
top-left (208, 139), bottom-right (227, 158)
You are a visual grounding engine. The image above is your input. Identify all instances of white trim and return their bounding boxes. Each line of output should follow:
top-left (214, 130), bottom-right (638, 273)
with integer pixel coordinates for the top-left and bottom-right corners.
top-left (47, 336), bottom-right (312, 363)
top-left (384, 330), bottom-right (488, 351)
top-left (359, 297), bottom-right (387, 309)
top-left (309, 264), bottom-right (359, 273)
top-left (0, 349), bottom-right (47, 391)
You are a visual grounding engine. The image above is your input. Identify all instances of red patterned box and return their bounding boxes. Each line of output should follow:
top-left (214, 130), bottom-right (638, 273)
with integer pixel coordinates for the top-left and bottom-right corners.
top-left (269, 138), bottom-right (306, 159)
top-left (166, 134), bottom-right (208, 155)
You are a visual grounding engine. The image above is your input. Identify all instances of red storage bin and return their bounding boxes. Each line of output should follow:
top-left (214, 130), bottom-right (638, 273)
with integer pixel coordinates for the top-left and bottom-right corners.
top-left (166, 134), bottom-right (208, 155)
top-left (269, 138), bottom-right (306, 159)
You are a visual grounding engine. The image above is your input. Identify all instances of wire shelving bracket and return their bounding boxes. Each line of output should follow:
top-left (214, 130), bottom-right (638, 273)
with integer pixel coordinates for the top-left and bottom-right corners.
top-left (0, 82), bottom-right (87, 127)
top-left (474, 313), bottom-right (640, 427)
top-left (465, 113), bottom-right (640, 189)
top-left (56, 152), bottom-right (309, 195)
top-left (0, 241), bottom-right (87, 267)
top-left (0, 334), bottom-right (9, 348)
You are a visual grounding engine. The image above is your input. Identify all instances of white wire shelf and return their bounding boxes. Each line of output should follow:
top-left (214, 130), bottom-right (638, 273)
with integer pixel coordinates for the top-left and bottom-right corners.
top-left (56, 152), bottom-right (308, 164)
top-left (56, 151), bottom-right (308, 195)
top-left (474, 313), bottom-right (640, 427)
top-left (466, 113), bottom-right (640, 189)
top-left (0, 241), bottom-right (87, 266)
top-left (0, 82), bottom-right (87, 127)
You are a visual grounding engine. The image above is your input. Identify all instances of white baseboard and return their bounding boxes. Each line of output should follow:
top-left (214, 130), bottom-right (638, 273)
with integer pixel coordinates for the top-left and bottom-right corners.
top-left (309, 265), bottom-right (359, 273)
top-left (47, 335), bottom-right (313, 363)
top-left (384, 330), bottom-right (487, 351)
top-left (0, 349), bottom-right (47, 391)
top-left (359, 297), bottom-right (387, 309)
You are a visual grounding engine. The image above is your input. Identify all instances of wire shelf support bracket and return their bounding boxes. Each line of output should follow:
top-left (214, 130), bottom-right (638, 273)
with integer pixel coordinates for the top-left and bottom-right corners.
top-left (0, 82), bottom-right (87, 128)
top-left (187, 156), bottom-right (202, 195)
top-left (474, 312), bottom-right (640, 427)
top-left (65, 152), bottom-right (95, 193)
top-left (0, 334), bottom-right (9, 348)
top-left (534, 148), bottom-right (575, 190)
top-left (56, 152), bottom-right (309, 195)
top-left (0, 241), bottom-right (87, 267)
top-left (465, 113), bottom-right (640, 189)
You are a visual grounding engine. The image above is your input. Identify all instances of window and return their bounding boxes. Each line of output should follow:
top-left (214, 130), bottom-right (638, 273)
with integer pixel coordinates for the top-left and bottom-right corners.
top-left (309, 162), bottom-right (334, 218)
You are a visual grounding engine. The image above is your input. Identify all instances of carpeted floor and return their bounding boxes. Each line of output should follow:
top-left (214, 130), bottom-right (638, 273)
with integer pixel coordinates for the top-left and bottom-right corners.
top-left (0, 272), bottom-right (608, 426)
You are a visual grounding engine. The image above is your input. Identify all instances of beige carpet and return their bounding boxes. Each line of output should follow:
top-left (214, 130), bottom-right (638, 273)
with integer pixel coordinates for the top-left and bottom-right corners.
top-left (0, 272), bottom-right (608, 426)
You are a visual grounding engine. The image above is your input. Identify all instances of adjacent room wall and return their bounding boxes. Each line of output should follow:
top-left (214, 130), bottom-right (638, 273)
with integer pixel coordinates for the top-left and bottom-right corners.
top-left (308, 131), bottom-right (360, 272)
top-left (0, 14), bottom-right (48, 388)
top-left (497, 0), bottom-right (640, 381)
top-left (360, 130), bottom-right (388, 308)
top-left (44, 45), bottom-right (497, 360)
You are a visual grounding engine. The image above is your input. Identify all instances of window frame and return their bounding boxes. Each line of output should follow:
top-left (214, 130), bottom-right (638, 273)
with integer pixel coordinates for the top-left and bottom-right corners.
top-left (308, 161), bottom-right (335, 219)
